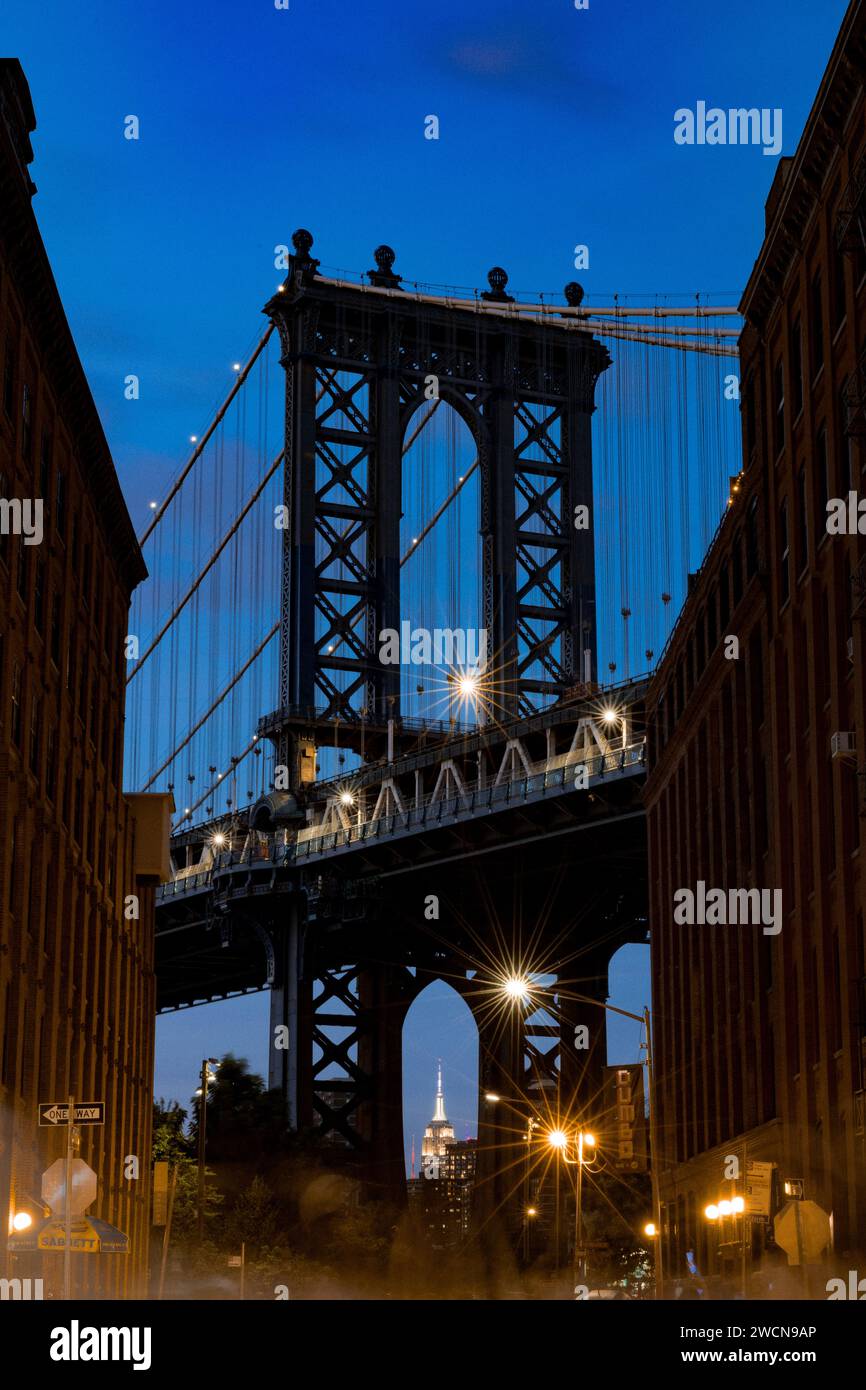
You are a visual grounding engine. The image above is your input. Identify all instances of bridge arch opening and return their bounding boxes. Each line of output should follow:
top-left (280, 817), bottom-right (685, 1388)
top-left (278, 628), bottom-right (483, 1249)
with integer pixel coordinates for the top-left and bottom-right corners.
top-left (402, 979), bottom-right (478, 1204)
top-left (399, 399), bottom-right (483, 727)
top-left (606, 942), bottom-right (650, 1067)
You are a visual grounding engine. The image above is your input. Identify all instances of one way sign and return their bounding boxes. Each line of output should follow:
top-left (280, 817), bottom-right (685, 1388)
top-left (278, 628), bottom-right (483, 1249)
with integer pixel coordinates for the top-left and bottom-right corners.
top-left (38, 1102), bottom-right (105, 1127)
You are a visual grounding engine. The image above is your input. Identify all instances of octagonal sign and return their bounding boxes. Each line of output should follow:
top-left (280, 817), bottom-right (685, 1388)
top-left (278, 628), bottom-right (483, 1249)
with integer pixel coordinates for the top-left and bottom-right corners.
top-left (41, 1158), bottom-right (97, 1218)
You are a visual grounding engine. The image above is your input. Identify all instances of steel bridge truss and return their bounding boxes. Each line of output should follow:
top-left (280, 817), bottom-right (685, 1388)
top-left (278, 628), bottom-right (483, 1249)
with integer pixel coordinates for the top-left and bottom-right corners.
top-left (265, 232), bottom-right (611, 768)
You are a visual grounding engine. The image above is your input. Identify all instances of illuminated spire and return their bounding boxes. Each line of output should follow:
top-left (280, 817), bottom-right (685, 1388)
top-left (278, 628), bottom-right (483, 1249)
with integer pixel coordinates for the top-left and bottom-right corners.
top-left (433, 1059), bottom-right (447, 1122)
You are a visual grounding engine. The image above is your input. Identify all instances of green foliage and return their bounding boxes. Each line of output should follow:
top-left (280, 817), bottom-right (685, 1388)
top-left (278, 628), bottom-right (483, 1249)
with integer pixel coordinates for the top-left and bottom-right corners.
top-left (224, 1175), bottom-right (280, 1254)
top-left (151, 1057), bottom-right (399, 1295)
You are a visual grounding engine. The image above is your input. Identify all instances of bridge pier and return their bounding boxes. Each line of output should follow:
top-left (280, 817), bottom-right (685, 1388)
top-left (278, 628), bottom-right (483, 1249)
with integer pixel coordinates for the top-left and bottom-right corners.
top-left (267, 902), bottom-right (301, 1126)
top-left (558, 952), bottom-right (611, 1129)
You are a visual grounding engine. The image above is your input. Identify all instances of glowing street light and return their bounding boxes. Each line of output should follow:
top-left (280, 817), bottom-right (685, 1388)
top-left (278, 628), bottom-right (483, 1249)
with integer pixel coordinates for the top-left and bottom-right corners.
top-left (704, 1204), bottom-right (720, 1221)
top-left (11, 1211), bottom-right (32, 1232)
top-left (644, 1221), bottom-right (657, 1239)
top-left (502, 976), bottom-right (532, 1002)
top-left (547, 1129), bottom-right (569, 1150)
top-left (197, 1057), bottom-right (219, 1241)
top-left (211, 831), bottom-right (227, 849)
top-left (339, 791), bottom-right (354, 806)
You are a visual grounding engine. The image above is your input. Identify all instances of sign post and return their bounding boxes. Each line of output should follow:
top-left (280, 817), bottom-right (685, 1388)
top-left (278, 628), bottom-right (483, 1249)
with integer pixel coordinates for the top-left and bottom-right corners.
top-left (64, 1094), bottom-right (74, 1301)
top-left (158, 1167), bottom-right (178, 1301)
top-left (228, 1244), bottom-right (246, 1299)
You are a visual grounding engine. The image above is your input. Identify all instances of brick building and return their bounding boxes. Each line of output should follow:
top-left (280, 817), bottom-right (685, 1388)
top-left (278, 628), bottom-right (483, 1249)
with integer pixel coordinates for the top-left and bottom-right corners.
top-left (0, 60), bottom-right (171, 1298)
top-left (645, 1), bottom-right (866, 1289)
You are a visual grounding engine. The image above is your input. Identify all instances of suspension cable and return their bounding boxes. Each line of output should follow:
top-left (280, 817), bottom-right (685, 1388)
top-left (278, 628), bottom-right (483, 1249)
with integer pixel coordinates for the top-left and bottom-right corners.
top-left (127, 450), bottom-right (284, 683)
top-left (138, 324), bottom-right (275, 547)
top-left (141, 623), bottom-right (279, 789)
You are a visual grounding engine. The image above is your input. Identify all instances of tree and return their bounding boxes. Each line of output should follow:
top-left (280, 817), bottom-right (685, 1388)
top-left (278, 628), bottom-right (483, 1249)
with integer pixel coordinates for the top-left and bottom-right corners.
top-left (153, 1098), bottom-right (191, 1162)
top-left (225, 1175), bottom-right (280, 1254)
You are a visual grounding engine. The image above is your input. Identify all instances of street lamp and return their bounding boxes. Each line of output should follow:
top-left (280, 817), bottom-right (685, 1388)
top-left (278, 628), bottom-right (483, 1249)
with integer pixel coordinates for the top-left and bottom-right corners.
top-left (197, 1057), bottom-right (219, 1241)
top-left (560, 1131), bottom-right (597, 1288)
top-left (499, 977), bottom-right (663, 1298)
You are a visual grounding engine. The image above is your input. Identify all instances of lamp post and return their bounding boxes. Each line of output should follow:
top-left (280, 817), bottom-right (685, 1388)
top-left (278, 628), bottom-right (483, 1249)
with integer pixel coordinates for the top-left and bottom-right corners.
top-left (562, 1131), bottom-right (596, 1287)
top-left (484, 1090), bottom-right (539, 1260)
top-left (498, 979), bottom-right (663, 1298)
top-left (196, 1057), bottom-right (219, 1241)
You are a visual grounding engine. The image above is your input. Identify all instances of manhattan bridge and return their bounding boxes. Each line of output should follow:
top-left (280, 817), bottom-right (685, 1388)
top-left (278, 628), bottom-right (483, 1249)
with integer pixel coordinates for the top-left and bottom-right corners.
top-left (130, 231), bottom-right (741, 1237)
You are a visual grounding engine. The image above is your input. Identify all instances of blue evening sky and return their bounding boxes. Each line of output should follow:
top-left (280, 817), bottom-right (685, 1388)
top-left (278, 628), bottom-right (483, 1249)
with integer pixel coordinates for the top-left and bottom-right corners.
top-left (5, 0), bottom-right (849, 1159)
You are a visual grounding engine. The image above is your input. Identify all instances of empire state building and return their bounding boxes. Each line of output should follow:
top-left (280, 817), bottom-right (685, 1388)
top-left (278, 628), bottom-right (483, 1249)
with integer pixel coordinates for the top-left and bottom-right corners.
top-left (421, 1062), bottom-right (455, 1176)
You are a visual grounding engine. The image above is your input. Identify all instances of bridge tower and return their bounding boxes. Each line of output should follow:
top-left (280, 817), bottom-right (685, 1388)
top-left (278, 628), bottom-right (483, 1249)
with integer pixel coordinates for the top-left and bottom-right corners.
top-left (261, 230), bottom-right (610, 782)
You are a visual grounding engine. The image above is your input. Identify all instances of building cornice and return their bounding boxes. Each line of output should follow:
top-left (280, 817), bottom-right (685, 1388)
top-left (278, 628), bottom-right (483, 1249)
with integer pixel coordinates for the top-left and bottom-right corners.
top-left (0, 60), bottom-right (146, 594)
top-left (739, 0), bottom-right (866, 335)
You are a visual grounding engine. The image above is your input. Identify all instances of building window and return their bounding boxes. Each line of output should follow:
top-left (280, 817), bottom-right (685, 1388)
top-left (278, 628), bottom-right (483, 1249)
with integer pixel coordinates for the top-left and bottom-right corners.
top-left (34, 555), bottom-right (45, 632)
top-left (39, 430), bottom-right (53, 514)
top-left (78, 650), bottom-right (88, 720)
top-left (797, 468), bottom-right (808, 574)
top-left (46, 726), bottom-right (56, 798)
top-left (16, 537), bottom-right (27, 601)
top-left (82, 541), bottom-right (92, 610)
top-left (73, 775), bottom-right (83, 844)
top-left (0, 468), bottom-right (9, 568)
top-left (719, 560), bottom-right (730, 626)
top-left (815, 426), bottom-right (829, 541)
top-left (743, 373), bottom-right (756, 457)
top-left (50, 591), bottom-right (61, 666)
top-left (2, 338), bottom-right (16, 419)
top-left (773, 357), bottom-right (785, 456)
top-left (55, 469), bottom-right (66, 539)
top-left (834, 244), bottom-right (847, 331)
top-left (21, 383), bottom-right (33, 460)
top-left (839, 378), bottom-right (855, 488)
top-left (746, 498), bottom-right (759, 577)
top-left (779, 499), bottom-right (790, 606)
top-left (732, 532), bottom-right (743, 607)
top-left (30, 698), bottom-right (40, 776)
top-left (810, 272), bottom-right (824, 377)
top-left (10, 662), bottom-right (22, 745)
top-left (790, 318), bottom-right (803, 418)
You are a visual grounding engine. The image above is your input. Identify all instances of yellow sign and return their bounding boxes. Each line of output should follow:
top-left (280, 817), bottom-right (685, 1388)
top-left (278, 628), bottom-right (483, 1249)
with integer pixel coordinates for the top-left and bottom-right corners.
top-left (152, 1162), bottom-right (169, 1226)
top-left (36, 1217), bottom-right (129, 1254)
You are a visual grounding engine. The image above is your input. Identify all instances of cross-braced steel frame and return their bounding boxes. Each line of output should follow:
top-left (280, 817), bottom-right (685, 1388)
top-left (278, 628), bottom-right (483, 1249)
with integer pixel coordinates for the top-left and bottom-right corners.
top-left (264, 232), bottom-right (610, 773)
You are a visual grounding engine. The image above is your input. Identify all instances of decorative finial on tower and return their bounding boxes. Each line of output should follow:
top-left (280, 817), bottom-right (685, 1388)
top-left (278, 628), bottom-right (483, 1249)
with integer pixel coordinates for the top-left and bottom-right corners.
top-left (564, 281), bottom-right (585, 308)
top-left (482, 266), bottom-right (514, 303)
top-left (433, 1059), bottom-right (447, 1122)
top-left (290, 228), bottom-right (320, 283)
top-left (368, 244), bottom-right (402, 288)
